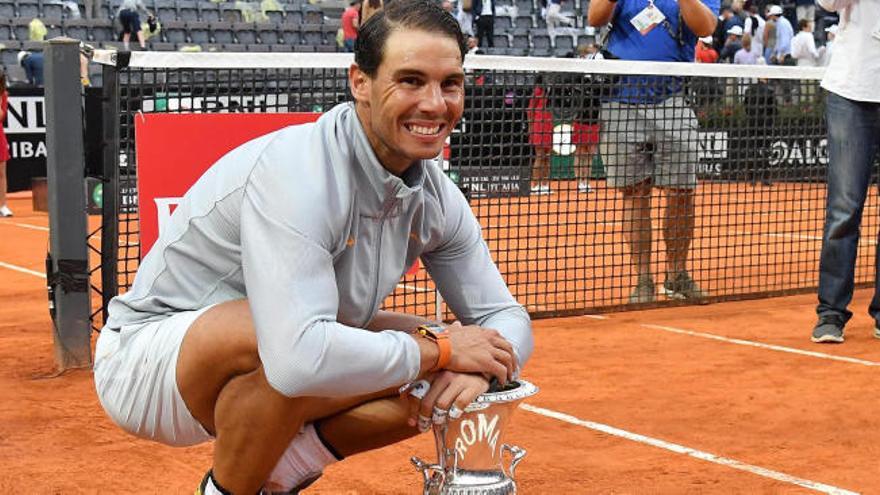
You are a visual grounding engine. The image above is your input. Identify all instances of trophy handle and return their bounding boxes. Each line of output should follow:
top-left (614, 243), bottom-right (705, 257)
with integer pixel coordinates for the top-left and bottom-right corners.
top-left (411, 456), bottom-right (445, 494)
top-left (500, 444), bottom-right (527, 480)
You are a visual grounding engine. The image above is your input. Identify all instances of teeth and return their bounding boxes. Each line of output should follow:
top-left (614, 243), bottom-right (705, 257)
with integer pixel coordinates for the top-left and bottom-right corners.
top-left (408, 124), bottom-right (440, 136)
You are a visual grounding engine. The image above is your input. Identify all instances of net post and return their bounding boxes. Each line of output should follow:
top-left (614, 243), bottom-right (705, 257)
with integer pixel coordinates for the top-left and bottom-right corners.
top-left (99, 60), bottom-right (121, 323)
top-left (45, 38), bottom-right (92, 370)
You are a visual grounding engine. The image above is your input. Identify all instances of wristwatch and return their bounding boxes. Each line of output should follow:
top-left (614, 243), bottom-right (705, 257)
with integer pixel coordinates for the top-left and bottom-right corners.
top-left (416, 323), bottom-right (452, 372)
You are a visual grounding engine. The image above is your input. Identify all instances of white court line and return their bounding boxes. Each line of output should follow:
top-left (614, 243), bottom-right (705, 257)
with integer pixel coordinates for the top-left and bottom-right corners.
top-left (8, 222), bottom-right (49, 232)
top-left (0, 260), bottom-right (45, 279)
top-left (583, 314), bottom-right (608, 320)
top-left (731, 230), bottom-right (821, 241)
top-left (730, 229), bottom-right (877, 246)
top-left (521, 404), bottom-right (860, 495)
top-left (641, 324), bottom-right (880, 367)
top-left (396, 283), bottom-right (434, 293)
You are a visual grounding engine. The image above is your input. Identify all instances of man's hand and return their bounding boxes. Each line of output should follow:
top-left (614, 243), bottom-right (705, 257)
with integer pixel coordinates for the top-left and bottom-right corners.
top-left (405, 371), bottom-right (490, 432)
top-left (443, 322), bottom-right (516, 385)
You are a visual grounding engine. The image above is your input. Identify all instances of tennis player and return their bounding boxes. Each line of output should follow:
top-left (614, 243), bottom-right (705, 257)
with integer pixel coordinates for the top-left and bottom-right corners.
top-left (92, 1), bottom-right (534, 494)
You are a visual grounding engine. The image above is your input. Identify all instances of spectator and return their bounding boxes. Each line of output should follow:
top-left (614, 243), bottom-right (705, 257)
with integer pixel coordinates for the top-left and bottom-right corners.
top-left (763, 10), bottom-right (777, 61)
top-left (720, 25), bottom-right (744, 63)
top-left (473, 0), bottom-right (495, 48)
top-left (0, 71), bottom-right (9, 218)
top-left (743, 5), bottom-right (765, 60)
top-left (695, 35), bottom-right (719, 63)
top-left (457, 0), bottom-right (475, 37)
top-left (811, 0), bottom-right (880, 343)
top-left (819, 23), bottom-right (836, 66)
top-left (734, 33), bottom-right (760, 64)
top-left (765, 5), bottom-right (794, 65)
top-left (546, 0), bottom-right (574, 34)
top-left (360, 0), bottom-right (383, 25)
top-left (720, 6), bottom-right (744, 32)
top-left (441, 0), bottom-right (454, 13)
top-left (341, 0), bottom-right (361, 52)
top-left (791, 18), bottom-right (823, 66)
top-left (795, 0), bottom-right (815, 22)
top-left (116, 0), bottom-right (151, 50)
top-left (742, 68), bottom-right (777, 186)
top-left (17, 51), bottom-right (44, 87)
top-left (588, 0), bottom-right (718, 303)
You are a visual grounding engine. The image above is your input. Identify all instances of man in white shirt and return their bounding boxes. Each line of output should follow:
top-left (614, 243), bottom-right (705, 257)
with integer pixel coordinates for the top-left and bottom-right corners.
top-left (812, 0), bottom-right (880, 344)
top-left (791, 18), bottom-right (823, 66)
top-left (819, 23), bottom-right (837, 66)
top-left (743, 6), bottom-right (765, 60)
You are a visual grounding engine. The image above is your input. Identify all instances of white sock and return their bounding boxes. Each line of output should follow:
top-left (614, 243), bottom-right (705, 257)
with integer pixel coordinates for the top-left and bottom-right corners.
top-left (203, 472), bottom-right (229, 495)
top-left (265, 423), bottom-right (340, 491)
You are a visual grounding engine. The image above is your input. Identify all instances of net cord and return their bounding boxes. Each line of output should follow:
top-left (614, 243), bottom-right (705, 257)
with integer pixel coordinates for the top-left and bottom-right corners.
top-left (91, 50), bottom-right (825, 81)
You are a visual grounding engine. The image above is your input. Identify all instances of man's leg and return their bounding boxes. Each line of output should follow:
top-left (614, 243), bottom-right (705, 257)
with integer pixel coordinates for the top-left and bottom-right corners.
top-left (530, 147), bottom-right (551, 194)
top-left (663, 187), bottom-right (695, 276)
top-left (815, 93), bottom-right (879, 339)
top-left (176, 300), bottom-right (416, 494)
top-left (621, 180), bottom-right (654, 302)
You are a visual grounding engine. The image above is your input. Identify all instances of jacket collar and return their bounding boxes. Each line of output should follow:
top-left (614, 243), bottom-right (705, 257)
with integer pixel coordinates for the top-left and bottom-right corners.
top-left (338, 102), bottom-right (427, 213)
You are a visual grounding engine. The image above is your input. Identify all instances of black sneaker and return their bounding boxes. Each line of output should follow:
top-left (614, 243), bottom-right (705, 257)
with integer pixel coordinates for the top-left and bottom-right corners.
top-left (661, 271), bottom-right (705, 300)
top-left (811, 316), bottom-right (845, 343)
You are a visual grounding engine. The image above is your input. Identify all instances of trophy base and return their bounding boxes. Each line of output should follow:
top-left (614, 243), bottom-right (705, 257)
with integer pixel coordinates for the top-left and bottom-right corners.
top-left (441, 469), bottom-right (516, 495)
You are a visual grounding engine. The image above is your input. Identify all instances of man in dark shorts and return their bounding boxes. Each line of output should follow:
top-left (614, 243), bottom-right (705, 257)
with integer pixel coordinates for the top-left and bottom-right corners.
top-left (116, 0), bottom-right (150, 50)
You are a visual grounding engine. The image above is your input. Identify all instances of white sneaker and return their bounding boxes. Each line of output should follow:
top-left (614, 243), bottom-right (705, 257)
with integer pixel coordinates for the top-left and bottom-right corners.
top-left (530, 184), bottom-right (552, 195)
top-left (0, 205), bottom-right (12, 217)
top-left (577, 182), bottom-right (592, 193)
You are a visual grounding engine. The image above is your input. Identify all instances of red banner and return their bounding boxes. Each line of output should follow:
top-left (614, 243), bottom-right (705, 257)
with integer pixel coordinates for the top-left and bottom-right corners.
top-left (134, 113), bottom-right (319, 257)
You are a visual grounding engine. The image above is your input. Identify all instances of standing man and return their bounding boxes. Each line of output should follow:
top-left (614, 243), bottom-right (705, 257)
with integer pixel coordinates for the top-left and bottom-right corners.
top-left (93, 2), bottom-right (533, 494)
top-left (791, 19), bottom-right (823, 66)
top-left (473, 0), bottom-right (495, 48)
top-left (811, 0), bottom-right (880, 343)
top-left (765, 5), bottom-right (793, 64)
top-left (341, 0), bottom-right (361, 52)
top-left (588, 0), bottom-right (718, 304)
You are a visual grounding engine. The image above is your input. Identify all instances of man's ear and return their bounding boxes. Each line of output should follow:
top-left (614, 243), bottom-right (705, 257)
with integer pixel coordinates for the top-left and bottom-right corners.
top-left (349, 63), bottom-right (370, 104)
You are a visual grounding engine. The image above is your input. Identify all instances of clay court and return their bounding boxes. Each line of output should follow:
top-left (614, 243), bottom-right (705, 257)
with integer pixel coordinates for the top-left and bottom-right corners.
top-left (2, 189), bottom-right (879, 494)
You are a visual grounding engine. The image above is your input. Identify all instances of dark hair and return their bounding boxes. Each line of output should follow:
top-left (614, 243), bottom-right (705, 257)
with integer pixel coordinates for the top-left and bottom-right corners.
top-left (798, 18), bottom-right (811, 31)
top-left (355, 0), bottom-right (467, 77)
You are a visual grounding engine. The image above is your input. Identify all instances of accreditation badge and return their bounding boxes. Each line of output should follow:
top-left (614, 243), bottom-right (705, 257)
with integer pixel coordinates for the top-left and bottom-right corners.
top-left (630, 1), bottom-right (667, 35)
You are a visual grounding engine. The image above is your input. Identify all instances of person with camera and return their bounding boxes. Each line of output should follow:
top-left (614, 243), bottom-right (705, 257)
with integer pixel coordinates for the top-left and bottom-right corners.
top-left (587, 0), bottom-right (718, 304)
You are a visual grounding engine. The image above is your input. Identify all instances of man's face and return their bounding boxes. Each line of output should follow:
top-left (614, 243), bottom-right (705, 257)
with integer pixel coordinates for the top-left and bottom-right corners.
top-left (350, 28), bottom-right (465, 176)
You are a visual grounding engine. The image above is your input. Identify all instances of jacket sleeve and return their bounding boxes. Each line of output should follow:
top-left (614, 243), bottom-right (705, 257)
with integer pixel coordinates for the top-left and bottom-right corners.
top-left (240, 155), bottom-right (421, 398)
top-left (816, 0), bottom-right (852, 12)
top-left (422, 179), bottom-right (534, 374)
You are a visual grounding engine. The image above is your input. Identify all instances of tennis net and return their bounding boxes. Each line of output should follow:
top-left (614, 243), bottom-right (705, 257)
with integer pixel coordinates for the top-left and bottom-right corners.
top-left (90, 51), bottom-right (872, 325)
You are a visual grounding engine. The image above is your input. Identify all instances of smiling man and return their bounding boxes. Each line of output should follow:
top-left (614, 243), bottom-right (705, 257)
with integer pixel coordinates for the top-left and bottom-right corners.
top-left (92, 1), bottom-right (533, 494)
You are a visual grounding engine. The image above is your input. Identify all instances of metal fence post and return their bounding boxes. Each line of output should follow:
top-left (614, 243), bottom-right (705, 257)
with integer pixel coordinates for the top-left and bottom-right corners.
top-left (45, 38), bottom-right (92, 369)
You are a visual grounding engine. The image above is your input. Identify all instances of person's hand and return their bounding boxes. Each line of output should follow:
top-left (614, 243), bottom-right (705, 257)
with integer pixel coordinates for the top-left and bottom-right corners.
top-left (405, 371), bottom-right (490, 432)
top-left (443, 322), bottom-right (516, 385)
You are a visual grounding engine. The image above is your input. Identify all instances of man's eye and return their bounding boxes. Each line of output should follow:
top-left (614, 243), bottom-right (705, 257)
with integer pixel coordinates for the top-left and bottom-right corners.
top-left (401, 77), bottom-right (421, 86)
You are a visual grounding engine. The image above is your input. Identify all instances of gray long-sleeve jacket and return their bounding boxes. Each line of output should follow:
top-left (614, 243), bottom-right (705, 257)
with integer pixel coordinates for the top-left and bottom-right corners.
top-left (105, 102), bottom-right (533, 398)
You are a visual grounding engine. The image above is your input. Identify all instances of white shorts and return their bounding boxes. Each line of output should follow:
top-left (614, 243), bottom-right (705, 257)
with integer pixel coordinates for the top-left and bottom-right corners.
top-left (93, 307), bottom-right (215, 447)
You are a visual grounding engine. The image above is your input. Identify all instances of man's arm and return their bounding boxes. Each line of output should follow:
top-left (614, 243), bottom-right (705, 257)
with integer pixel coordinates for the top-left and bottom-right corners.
top-left (422, 178), bottom-right (534, 373)
top-left (679, 0), bottom-right (717, 37)
top-left (817, 0), bottom-right (852, 12)
top-left (587, 0), bottom-right (615, 27)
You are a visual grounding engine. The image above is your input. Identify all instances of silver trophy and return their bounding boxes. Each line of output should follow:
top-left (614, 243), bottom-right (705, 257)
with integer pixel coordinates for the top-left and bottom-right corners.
top-left (412, 379), bottom-right (538, 494)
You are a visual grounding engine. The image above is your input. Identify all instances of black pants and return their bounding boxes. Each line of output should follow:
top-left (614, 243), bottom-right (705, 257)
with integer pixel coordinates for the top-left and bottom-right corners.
top-left (476, 15), bottom-right (494, 47)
